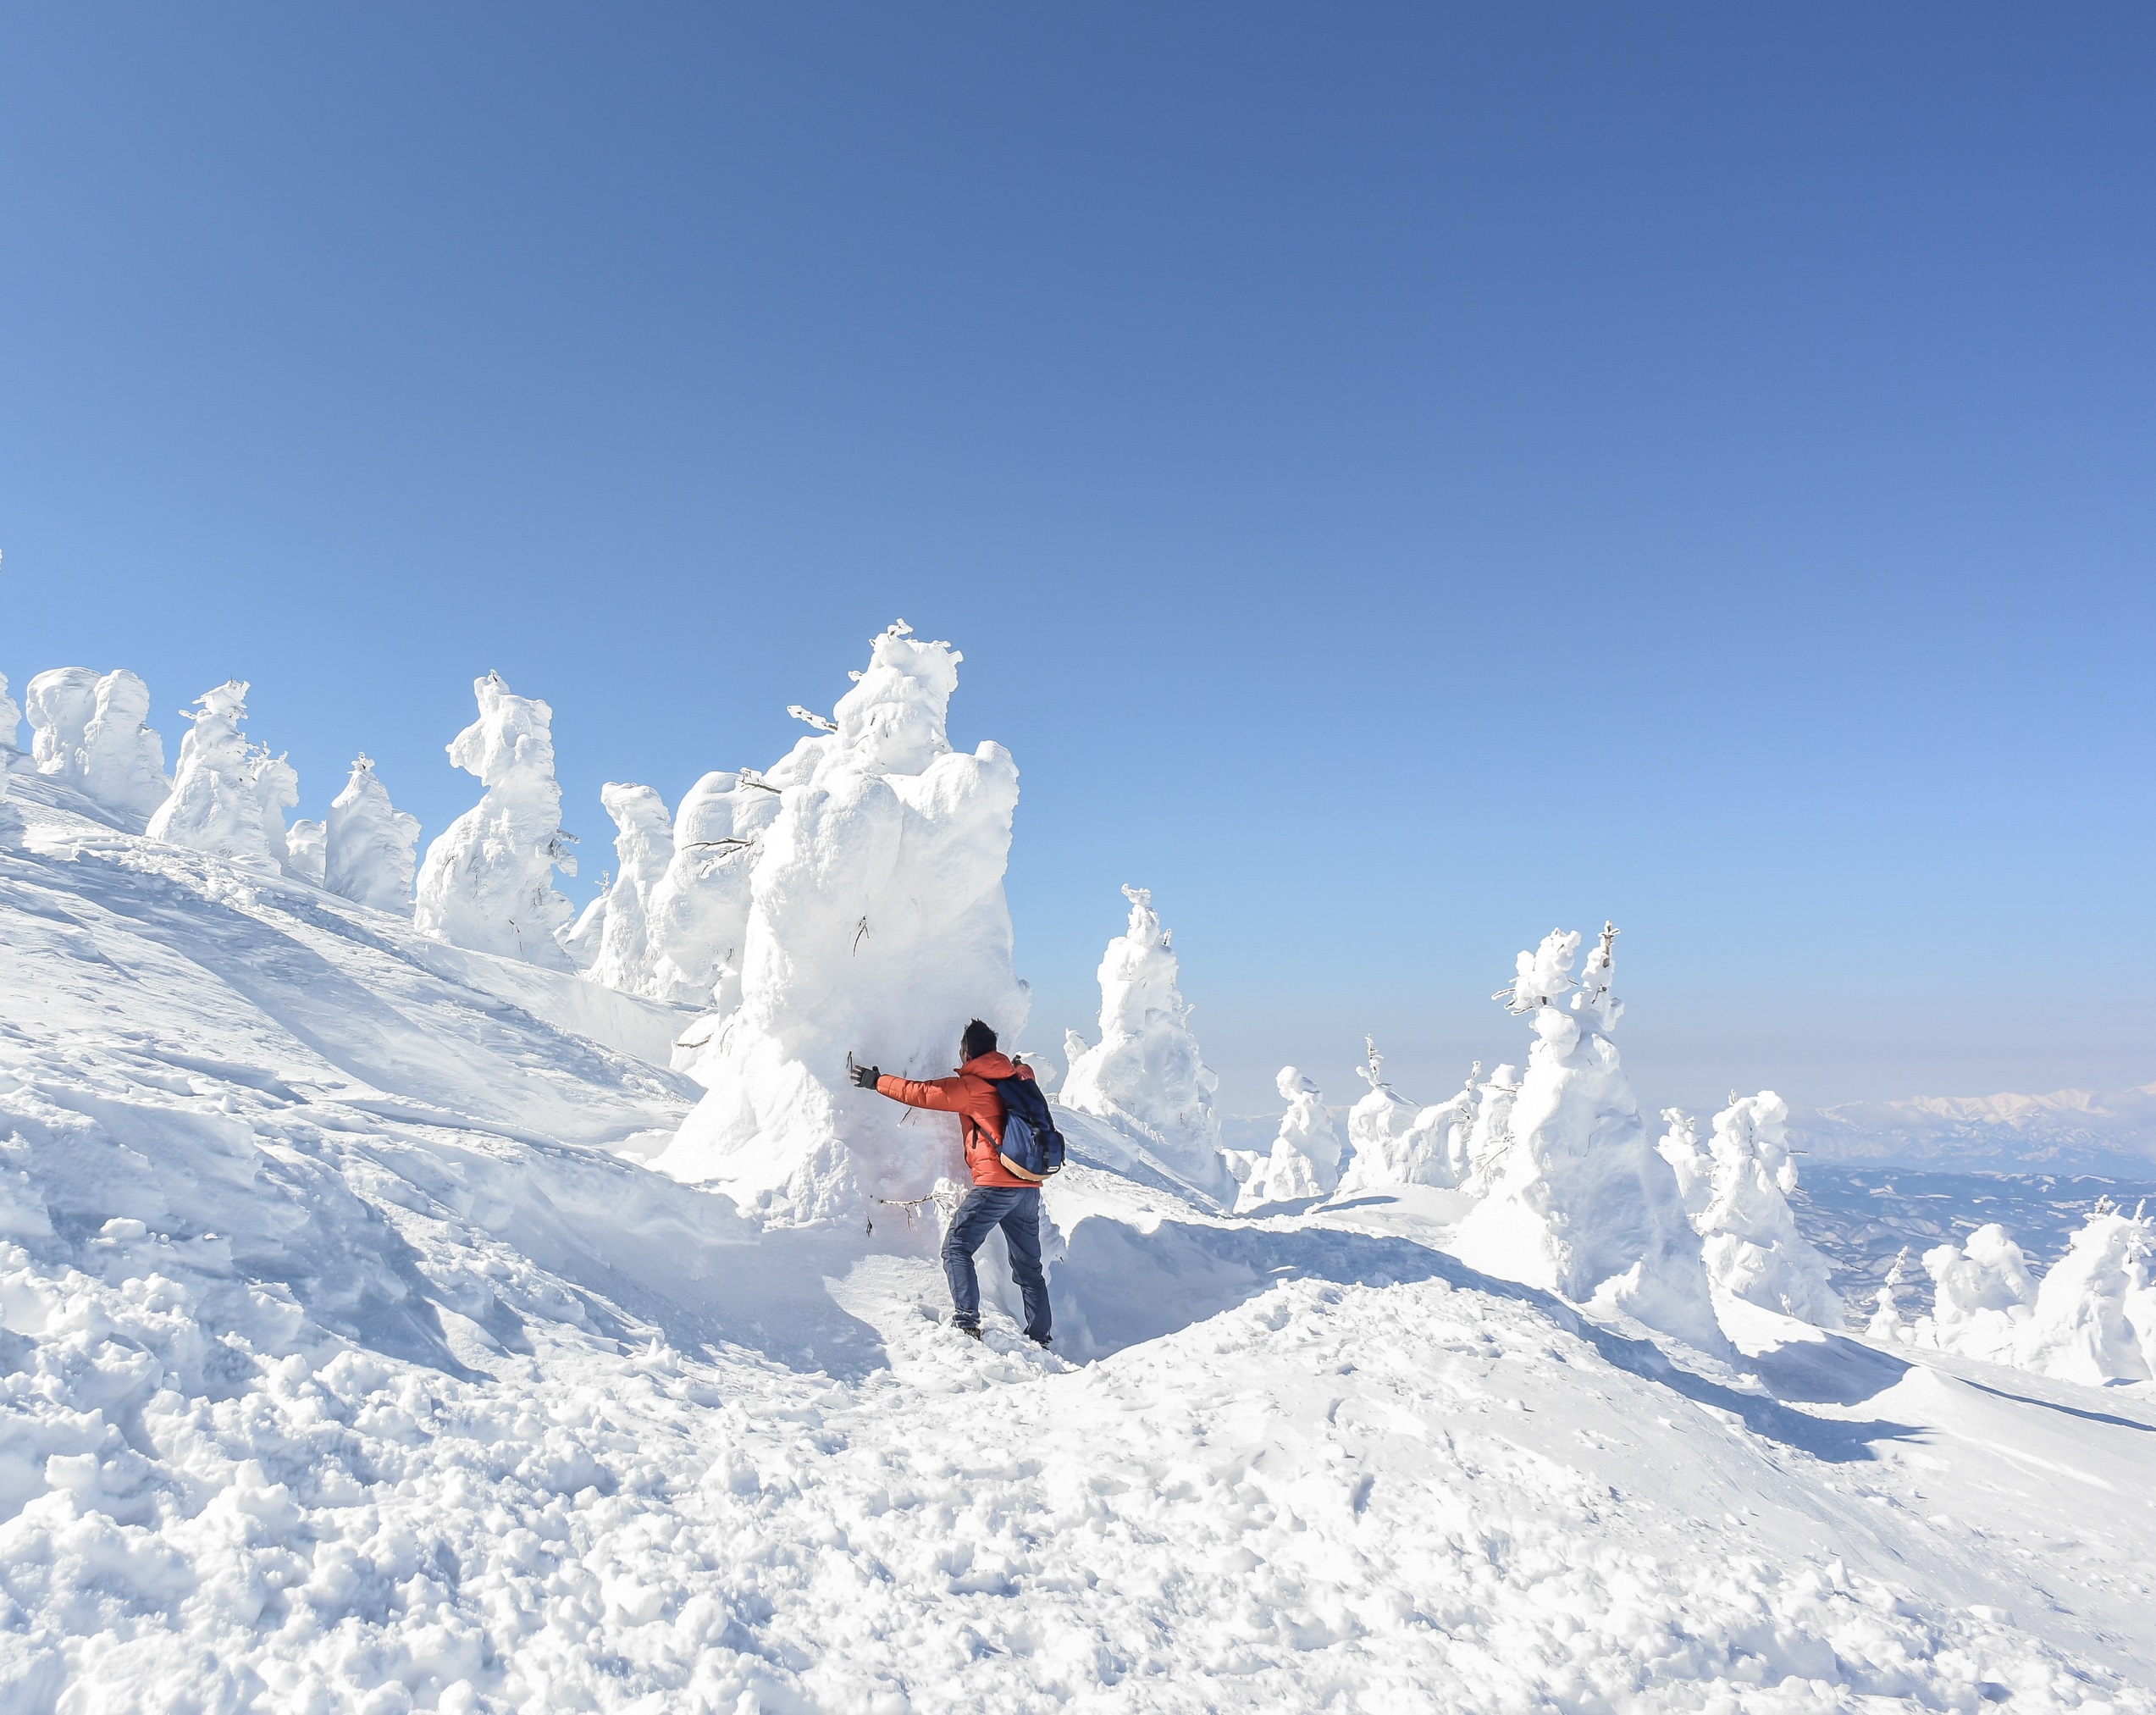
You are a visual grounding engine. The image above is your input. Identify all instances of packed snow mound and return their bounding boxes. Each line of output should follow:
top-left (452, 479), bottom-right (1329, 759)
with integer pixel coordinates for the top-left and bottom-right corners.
top-left (1231, 1066), bottom-right (1343, 1209)
top-left (1061, 885), bottom-right (1230, 1201)
top-left (144, 679), bottom-right (301, 874)
top-left (23, 667), bottom-right (169, 822)
top-left (324, 753), bottom-right (422, 910)
top-left (3, 777), bottom-right (2156, 1712)
top-left (1662, 1092), bottom-right (1844, 1326)
top-left (414, 672), bottom-right (578, 966)
top-left (1454, 924), bottom-right (1724, 1350)
top-left (653, 623), bottom-right (1028, 1223)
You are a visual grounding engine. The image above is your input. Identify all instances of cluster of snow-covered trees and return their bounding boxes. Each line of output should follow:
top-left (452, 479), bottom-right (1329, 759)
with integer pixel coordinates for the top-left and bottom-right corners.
top-left (0, 667), bottom-right (420, 906)
top-left (8, 639), bottom-right (2142, 1381)
top-left (1866, 1202), bottom-right (2156, 1386)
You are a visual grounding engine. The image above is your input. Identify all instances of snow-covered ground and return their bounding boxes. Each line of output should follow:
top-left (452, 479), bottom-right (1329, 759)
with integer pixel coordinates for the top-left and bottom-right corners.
top-left (4, 777), bottom-right (2155, 1712)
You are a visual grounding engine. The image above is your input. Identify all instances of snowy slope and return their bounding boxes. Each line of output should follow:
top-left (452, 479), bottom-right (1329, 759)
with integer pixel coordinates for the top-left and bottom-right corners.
top-left (3, 783), bottom-right (2153, 1712)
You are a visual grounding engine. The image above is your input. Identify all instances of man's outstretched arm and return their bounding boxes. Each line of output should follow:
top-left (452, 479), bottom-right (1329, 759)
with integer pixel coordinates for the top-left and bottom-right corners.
top-left (867, 1071), bottom-right (967, 1113)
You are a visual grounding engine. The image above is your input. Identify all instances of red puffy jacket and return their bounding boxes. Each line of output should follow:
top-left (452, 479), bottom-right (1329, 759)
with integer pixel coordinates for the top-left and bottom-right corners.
top-left (875, 1052), bottom-right (1041, 1188)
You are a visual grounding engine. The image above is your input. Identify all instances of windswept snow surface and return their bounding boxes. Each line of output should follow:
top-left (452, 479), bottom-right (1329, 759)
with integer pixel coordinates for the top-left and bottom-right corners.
top-left (3, 787), bottom-right (2155, 1711)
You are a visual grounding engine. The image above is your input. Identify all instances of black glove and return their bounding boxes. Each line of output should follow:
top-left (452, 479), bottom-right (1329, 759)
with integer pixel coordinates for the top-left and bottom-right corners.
top-left (850, 1062), bottom-right (882, 1091)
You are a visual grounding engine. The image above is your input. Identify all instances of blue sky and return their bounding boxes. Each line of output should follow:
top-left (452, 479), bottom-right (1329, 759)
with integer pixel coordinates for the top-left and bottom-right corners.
top-left (3, 5), bottom-right (2152, 1117)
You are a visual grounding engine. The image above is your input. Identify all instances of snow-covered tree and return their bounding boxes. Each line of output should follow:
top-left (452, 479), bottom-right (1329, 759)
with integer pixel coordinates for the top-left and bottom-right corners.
top-left (1236, 1066), bottom-right (1345, 1211)
top-left (324, 755), bottom-right (422, 910)
top-left (2012, 1199), bottom-right (2156, 1386)
top-left (1060, 885), bottom-right (1229, 1199)
top-left (1337, 1037), bottom-right (1419, 1185)
top-left (1452, 924), bottom-right (1723, 1349)
top-left (286, 818), bottom-right (327, 884)
top-left (0, 672), bottom-right (23, 767)
top-left (1910, 1225), bottom-right (2037, 1364)
top-left (644, 771), bottom-right (781, 1008)
top-left (1337, 1043), bottom-right (1477, 1194)
top-left (145, 681), bottom-right (296, 872)
top-left (24, 667), bottom-right (169, 821)
top-left (413, 673), bottom-right (578, 963)
top-left (653, 622), bottom-right (1030, 1222)
top-left (1867, 1248), bottom-right (1912, 1342)
top-left (1656, 1109), bottom-right (1712, 1220)
top-left (1685, 1093), bottom-right (1844, 1326)
top-left (1462, 1062), bottom-right (1521, 1182)
top-left (584, 783), bottom-right (676, 994)
top-left (0, 673), bottom-right (20, 805)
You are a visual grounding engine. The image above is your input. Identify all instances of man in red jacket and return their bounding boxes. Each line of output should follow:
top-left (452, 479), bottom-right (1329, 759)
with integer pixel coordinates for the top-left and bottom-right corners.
top-left (851, 1018), bottom-right (1052, 1347)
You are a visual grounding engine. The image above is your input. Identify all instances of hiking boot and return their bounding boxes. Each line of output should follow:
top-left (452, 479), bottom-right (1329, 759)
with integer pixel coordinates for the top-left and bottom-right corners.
top-left (1029, 1334), bottom-right (1051, 1350)
top-left (954, 1321), bottom-right (983, 1342)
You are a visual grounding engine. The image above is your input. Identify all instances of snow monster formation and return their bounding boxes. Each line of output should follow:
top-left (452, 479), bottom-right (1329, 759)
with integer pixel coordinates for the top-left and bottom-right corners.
top-left (414, 673), bottom-right (578, 964)
top-left (2014, 1198), bottom-right (2156, 1385)
top-left (23, 667), bottom-right (169, 821)
top-left (1335, 1038), bottom-right (1478, 1194)
top-left (653, 623), bottom-right (1027, 1224)
top-left (1453, 924), bottom-right (1723, 1349)
top-left (0, 672), bottom-right (20, 788)
top-left (1902, 1201), bottom-right (2156, 1385)
top-left (145, 680), bottom-right (297, 871)
top-left (574, 783), bottom-right (677, 993)
top-left (1659, 1092), bottom-right (1843, 1326)
top-left (564, 770), bottom-right (779, 1007)
top-left (1061, 885), bottom-right (1231, 1201)
top-left (1233, 1066), bottom-right (1345, 1210)
top-left (325, 754), bottom-right (423, 910)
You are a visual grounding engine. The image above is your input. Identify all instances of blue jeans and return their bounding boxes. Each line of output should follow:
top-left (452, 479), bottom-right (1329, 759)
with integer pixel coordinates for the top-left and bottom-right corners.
top-left (943, 1187), bottom-right (1051, 1342)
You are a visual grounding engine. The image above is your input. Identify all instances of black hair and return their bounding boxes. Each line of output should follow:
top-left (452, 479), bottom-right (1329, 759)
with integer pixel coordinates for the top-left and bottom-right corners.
top-left (960, 1019), bottom-right (998, 1061)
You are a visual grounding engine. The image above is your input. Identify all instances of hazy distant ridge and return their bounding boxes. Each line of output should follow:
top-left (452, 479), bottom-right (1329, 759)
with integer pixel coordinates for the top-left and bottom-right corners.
top-left (1794, 1080), bottom-right (2156, 1173)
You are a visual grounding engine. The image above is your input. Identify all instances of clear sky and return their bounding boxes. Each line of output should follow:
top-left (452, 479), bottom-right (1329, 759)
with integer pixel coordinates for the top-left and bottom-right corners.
top-left (3, 5), bottom-right (2151, 1119)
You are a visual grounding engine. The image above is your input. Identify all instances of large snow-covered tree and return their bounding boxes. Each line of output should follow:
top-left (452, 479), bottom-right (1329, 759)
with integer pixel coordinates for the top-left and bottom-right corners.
top-left (653, 622), bottom-right (1030, 1222)
top-left (1236, 1066), bottom-right (1345, 1210)
top-left (1689, 1093), bottom-right (1844, 1326)
top-left (24, 667), bottom-right (169, 821)
top-left (583, 782), bottom-right (676, 994)
top-left (324, 754), bottom-right (422, 910)
top-left (1060, 885), bottom-right (1230, 1200)
top-left (1452, 923), bottom-right (1723, 1349)
top-left (145, 681), bottom-right (294, 871)
top-left (413, 673), bottom-right (578, 963)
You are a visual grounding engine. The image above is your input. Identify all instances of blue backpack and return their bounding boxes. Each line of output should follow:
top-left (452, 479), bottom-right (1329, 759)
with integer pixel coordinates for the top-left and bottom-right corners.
top-left (987, 1069), bottom-right (1066, 1181)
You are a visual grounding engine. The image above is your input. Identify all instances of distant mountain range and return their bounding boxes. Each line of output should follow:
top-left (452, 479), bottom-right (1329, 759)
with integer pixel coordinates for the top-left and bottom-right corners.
top-left (1791, 1080), bottom-right (2156, 1175)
